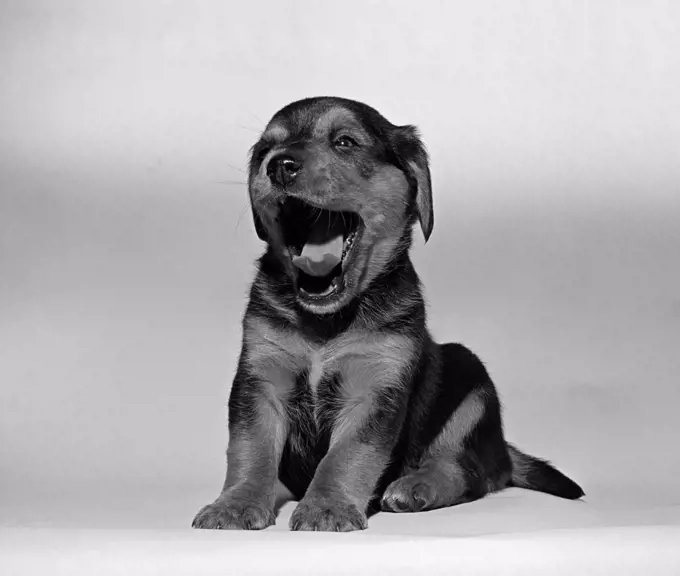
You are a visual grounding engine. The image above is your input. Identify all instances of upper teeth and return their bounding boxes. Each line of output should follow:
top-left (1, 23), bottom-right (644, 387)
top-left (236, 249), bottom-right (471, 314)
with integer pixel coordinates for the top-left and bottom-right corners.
top-left (342, 231), bottom-right (357, 259)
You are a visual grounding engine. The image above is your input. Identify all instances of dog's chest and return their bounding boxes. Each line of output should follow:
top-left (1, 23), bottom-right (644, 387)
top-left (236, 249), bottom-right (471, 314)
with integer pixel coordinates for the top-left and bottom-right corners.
top-left (299, 342), bottom-right (350, 400)
top-left (284, 333), bottom-right (365, 399)
top-left (245, 316), bottom-right (412, 402)
top-left (306, 349), bottom-right (326, 396)
top-left (290, 331), bottom-right (410, 402)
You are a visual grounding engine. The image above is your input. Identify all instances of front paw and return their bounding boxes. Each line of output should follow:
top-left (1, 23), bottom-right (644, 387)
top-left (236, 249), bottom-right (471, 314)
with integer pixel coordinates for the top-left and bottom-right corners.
top-left (192, 498), bottom-right (275, 530)
top-left (289, 499), bottom-right (367, 532)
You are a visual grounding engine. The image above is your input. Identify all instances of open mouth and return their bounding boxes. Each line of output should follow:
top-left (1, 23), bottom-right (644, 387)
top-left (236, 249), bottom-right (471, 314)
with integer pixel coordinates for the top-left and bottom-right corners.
top-left (278, 197), bottom-right (363, 300)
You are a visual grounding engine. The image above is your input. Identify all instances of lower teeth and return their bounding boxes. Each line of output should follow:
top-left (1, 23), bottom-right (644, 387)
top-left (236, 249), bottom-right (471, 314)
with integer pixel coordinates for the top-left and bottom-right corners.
top-left (318, 281), bottom-right (337, 296)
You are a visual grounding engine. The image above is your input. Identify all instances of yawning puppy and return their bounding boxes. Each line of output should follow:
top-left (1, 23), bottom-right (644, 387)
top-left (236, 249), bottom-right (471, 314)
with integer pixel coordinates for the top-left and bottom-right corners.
top-left (192, 96), bottom-right (584, 532)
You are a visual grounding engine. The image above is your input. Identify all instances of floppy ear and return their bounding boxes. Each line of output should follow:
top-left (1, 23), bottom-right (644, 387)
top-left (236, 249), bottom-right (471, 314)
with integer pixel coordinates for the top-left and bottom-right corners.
top-left (398, 125), bottom-right (434, 242)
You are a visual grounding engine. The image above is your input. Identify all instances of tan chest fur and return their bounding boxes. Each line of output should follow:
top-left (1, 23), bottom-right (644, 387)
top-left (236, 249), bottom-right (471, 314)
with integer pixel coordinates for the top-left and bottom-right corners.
top-left (244, 316), bottom-right (414, 403)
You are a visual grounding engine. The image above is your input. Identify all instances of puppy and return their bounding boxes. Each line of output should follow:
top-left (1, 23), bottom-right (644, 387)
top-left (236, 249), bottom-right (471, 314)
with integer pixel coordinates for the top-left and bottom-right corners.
top-left (192, 97), bottom-right (584, 532)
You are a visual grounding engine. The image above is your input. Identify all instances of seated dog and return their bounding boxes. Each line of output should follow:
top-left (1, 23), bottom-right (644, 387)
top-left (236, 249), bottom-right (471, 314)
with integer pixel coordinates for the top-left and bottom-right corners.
top-left (192, 97), bottom-right (584, 532)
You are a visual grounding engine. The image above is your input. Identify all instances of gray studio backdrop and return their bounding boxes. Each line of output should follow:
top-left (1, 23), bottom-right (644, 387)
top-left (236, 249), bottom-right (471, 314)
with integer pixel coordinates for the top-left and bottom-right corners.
top-left (1, 1), bottom-right (679, 526)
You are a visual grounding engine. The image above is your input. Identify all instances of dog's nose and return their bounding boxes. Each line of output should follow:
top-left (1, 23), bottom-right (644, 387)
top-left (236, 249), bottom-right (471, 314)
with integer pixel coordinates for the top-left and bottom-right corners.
top-left (267, 155), bottom-right (301, 187)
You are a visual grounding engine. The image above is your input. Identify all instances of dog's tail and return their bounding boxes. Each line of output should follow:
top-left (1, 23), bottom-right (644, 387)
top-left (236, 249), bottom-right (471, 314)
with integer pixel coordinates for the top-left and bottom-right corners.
top-left (507, 443), bottom-right (584, 499)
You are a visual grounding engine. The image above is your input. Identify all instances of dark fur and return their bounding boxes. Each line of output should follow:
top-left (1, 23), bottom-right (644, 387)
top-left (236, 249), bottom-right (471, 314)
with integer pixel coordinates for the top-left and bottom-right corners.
top-left (192, 97), bottom-right (584, 532)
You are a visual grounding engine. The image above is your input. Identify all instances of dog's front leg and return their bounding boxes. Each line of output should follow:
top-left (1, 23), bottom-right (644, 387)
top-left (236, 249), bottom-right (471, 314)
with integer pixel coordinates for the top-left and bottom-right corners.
top-left (192, 357), bottom-right (288, 530)
top-left (290, 385), bottom-right (405, 532)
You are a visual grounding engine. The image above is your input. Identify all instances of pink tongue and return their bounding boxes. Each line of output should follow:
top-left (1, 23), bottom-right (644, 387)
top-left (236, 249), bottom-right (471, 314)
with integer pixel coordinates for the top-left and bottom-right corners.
top-left (292, 219), bottom-right (344, 277)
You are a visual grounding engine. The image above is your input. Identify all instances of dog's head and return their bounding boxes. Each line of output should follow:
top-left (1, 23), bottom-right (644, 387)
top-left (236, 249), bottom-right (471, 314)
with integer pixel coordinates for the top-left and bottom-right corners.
top-left (248, 97), bottom-right (433, 314)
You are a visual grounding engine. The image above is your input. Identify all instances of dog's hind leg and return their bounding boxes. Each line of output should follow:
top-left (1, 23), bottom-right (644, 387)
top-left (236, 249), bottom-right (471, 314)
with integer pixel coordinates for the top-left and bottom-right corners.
top-left (381, 387), bottom-right (512, 513)
top-left (380, 459), bottom-right (474, 512)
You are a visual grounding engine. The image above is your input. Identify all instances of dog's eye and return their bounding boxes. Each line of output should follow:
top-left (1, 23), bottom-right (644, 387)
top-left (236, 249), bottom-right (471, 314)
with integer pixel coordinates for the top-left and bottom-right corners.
top-left (333, 136), bottom-right (358, 150)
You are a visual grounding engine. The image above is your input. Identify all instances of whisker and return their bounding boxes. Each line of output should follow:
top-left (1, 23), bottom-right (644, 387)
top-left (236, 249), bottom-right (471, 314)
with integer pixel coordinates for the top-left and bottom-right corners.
top-left (235, 202), bottom-right (252, 233)
top-left (246, 110), bottom-right (266, 128)
top-left (224, 163), bottom-right (247, 174)
top-left (214, 180), bottom-right (247, 186)
top-left (233, 123), bottom-right (261, 134)
top-left (312, 207), bottom-right (323, 227)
